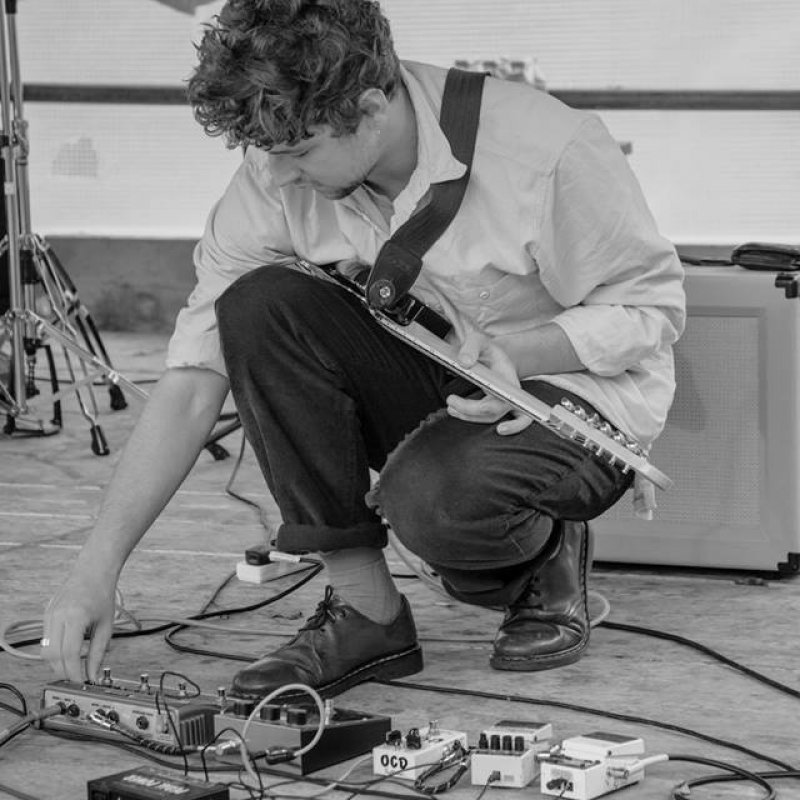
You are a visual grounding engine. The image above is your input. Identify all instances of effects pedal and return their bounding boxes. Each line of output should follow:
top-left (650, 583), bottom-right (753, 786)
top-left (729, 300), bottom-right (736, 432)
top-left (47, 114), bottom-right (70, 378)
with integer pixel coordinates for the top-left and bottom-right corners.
top-left (214, 698), bottom-right (391, 774)
top-left (372, 721), bottom-right (468, 781)
top-left (87, 767), bottom-right (229, 800)
top-left (40, 670), bottom-right (219, 748)
top-left (538, 732), bottom-right (646, 799)
top-left (470, 720), bottom-right (553, 788)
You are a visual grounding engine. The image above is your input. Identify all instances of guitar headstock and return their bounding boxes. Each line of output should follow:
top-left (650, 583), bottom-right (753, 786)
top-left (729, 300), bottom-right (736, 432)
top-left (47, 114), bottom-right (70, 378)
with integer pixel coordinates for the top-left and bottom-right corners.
top-left (549, 399), bottom-right (673, 491)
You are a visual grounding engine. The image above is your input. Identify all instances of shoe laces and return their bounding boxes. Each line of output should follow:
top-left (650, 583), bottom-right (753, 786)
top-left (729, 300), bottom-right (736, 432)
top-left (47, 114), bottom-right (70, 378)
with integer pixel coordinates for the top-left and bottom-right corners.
top-left (511, 576), bottom-right (544, 612)
top-left (299, 586), bottom-right (340, 631)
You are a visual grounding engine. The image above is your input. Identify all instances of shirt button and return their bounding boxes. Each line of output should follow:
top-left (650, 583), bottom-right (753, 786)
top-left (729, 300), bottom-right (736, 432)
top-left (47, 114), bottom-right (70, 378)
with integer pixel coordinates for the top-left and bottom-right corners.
top-left (479, 290), bottom-right (490, 300)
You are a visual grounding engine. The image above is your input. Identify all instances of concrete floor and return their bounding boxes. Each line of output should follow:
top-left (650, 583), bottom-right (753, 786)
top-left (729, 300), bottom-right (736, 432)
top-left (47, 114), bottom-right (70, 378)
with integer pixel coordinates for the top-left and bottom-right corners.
top-left (1, 332), bottom-right (799, 800)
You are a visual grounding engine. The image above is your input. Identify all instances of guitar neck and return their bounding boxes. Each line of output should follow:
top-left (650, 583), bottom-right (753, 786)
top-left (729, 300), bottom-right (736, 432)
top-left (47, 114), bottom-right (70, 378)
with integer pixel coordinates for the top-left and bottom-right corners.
top-left (372, 311), bottom-right (673, 492)
top-left (294, 259), bottom-right (672, 491)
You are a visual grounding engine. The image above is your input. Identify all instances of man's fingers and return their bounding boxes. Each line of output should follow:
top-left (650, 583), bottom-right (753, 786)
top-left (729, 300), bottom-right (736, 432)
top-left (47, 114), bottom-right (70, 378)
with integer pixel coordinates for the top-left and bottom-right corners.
top-left (59, 618), bottom-right (90, 683)
top-left (40, 616), bottom-right (63, 674)
top-left (496, 413), bottom-right (534, 436)
top-left (86, 618), bottom-right (113, 683)
top-left (447, 393), bottom-right (507, 422)
top-left (456, 336), bottom-right (480, 369)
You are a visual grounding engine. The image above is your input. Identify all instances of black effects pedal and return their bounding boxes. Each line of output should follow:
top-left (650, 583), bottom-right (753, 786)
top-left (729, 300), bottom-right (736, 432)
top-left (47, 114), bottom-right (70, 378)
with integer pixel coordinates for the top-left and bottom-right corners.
top-left (215, 699), bottom-right (391, 774)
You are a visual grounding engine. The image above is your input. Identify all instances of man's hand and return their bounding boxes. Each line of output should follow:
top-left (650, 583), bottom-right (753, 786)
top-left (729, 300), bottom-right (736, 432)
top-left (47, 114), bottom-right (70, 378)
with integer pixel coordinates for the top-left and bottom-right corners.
top-left (445, 321), bottom-right (533, 436)
top-left (41, 567), bottom-right (117, 683)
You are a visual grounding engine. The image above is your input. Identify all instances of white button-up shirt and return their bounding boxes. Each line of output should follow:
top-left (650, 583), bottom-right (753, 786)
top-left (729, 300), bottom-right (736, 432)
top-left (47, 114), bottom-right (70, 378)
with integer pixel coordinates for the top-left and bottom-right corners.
top-left (167, 61), bottom-right (685, 446)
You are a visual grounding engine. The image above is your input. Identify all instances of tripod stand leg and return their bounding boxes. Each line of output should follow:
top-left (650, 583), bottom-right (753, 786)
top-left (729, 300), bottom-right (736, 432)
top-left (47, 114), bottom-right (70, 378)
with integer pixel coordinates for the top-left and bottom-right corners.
top-left (74, 312), bottom-right (128, 411)
top-left (0, 2), bottom-right (141, 452)
top-left (61, 346), bottom-right (109, 456)
top-left (35, 237), bottom-right (128, 412)
top-left (43, 343), bottom-right (62, 428)
top-left (0, 331), bottom-right (61, 436)
top-left (203, 416), bottom-right (243, 461)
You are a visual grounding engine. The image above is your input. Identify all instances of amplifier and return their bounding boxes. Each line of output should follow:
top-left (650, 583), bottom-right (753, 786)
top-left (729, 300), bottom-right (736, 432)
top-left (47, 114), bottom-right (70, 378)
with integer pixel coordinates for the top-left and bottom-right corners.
top-left (593, 266), bottom-right (800, 574)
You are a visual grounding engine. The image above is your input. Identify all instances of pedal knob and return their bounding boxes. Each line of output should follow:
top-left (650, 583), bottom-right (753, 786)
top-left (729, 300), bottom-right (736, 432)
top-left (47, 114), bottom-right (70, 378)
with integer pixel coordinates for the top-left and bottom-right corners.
top-left (259, 704), bottom-right (281, 722)
top-left (231, 698), bottom-right (255, 718)
top-left (286, 707), bottom-right (308, 726)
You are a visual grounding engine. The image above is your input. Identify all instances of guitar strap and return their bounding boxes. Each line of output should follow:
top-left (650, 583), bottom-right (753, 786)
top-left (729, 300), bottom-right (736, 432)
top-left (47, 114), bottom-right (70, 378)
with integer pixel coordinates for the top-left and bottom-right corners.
top-left (365, 68), bottom-right (487, 317)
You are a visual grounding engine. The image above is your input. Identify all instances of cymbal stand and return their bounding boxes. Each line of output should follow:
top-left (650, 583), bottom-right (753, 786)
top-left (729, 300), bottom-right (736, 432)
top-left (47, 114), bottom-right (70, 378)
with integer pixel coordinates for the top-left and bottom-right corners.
top-left (0, 0), bottom-right (147, 453)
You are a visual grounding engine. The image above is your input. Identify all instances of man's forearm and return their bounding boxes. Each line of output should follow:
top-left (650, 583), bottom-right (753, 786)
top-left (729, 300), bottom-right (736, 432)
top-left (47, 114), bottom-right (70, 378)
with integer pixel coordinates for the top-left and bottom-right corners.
top-left (502, 322), bottom-right (585, 379)
top-left (75, 367), bottom-right (230, 576)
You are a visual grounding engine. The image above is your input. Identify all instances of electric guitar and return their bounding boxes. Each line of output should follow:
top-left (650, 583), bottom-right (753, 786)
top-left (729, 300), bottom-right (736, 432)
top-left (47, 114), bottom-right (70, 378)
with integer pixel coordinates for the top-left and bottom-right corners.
top-left (294, 259), bottom-right (673, 492)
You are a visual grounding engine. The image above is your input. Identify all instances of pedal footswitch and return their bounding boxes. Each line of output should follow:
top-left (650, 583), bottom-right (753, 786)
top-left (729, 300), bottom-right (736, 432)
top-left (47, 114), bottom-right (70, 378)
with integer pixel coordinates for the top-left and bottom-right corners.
top-left (470, 720), bottom-right (553, 788)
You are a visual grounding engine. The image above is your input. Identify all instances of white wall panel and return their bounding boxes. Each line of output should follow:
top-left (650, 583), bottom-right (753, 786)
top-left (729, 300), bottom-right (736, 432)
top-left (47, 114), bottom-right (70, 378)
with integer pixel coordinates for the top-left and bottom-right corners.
top-left (18, 1), bottom-right (800, 90)
top-left (598, 111), bottom-right (800, 243)
top-left (9, 0), bottom-right (800, 241)
top-left (380, 0), bottom-right (800, 89)
top-left (24, 103), bottom-right (241, 237)
top-left (17, 0), bottom-right (215, 85)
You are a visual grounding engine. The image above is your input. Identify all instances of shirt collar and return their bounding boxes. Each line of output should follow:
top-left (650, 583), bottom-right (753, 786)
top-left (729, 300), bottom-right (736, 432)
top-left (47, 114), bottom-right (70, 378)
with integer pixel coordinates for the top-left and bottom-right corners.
top-left (392, 63), bottom-right (466, 223)
top-left (341, 63), bottom-right (467, 230)
top-left (402, 62), bottom-right (467, 186)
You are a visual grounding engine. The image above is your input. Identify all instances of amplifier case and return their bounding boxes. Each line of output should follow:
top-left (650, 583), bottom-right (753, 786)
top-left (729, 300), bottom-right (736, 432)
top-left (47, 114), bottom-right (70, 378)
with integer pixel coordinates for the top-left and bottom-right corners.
top-left (594, 266), bottom-right (800, 573)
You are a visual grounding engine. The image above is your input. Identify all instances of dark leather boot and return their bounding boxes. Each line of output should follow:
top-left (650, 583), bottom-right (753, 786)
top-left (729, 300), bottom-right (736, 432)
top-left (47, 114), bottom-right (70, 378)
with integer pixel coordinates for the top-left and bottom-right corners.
top-left (231, 586), bottom-right (423, 699)
top-left (490, 521), bottom-right (592, 671)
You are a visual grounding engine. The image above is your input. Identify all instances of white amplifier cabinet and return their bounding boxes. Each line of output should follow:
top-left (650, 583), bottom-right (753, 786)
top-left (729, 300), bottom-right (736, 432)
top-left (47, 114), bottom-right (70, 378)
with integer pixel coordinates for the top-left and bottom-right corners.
top-left (593, 266), bottom-right (800, 574)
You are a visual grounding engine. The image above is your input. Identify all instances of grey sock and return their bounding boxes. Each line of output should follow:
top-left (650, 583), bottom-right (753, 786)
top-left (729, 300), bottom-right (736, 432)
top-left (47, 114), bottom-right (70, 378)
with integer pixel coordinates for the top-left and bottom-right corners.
top-left (321, 547), bottom-right (403, 624)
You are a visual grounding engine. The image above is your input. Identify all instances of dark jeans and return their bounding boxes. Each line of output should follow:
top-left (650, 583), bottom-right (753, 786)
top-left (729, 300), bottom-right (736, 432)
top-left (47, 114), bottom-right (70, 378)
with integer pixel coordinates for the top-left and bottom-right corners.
top-left (216, 266), bottom-right (633, 607)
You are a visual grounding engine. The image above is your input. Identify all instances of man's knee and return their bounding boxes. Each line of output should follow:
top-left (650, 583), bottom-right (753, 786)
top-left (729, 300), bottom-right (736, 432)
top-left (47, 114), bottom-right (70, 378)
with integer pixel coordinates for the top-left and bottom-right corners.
top-left (373, 413), bottom-right (558, 571)
top-left (374, 414), bottom-right (503, 563)
top-left (216, 264), bottom-right (305, 336)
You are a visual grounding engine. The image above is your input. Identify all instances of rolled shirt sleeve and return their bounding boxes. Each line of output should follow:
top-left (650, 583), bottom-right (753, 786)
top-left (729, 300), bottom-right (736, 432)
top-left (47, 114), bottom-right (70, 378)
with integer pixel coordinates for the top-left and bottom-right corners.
top-left (166, 151), bottom-right (297, 376)
top-left (533, 115), bottom-right (686, 378)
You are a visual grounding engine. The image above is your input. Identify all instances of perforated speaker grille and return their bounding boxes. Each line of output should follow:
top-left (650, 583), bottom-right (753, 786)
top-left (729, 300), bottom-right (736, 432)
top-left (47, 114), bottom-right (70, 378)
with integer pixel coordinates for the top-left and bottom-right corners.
top-left (605, 313), bottom-right (761, 525)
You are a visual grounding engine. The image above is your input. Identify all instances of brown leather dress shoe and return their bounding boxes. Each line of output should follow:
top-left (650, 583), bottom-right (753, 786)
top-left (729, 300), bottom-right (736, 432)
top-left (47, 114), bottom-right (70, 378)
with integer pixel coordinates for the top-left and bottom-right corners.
top-left (231, 586), bottom-right (423, 699)
top-left (490, 521), bottom-right (592, 671)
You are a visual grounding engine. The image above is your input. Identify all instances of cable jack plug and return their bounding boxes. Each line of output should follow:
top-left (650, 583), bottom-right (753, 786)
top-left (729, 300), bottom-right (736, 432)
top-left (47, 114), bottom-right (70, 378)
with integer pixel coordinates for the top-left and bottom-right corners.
top-left (207, 739), bottom-right (242, 758)
top-left (264, 747), bottom-right (297, 765)
top-left (546, 777), bottom-right (573, 793)
top-left (87, 711), bottom-right (114, 731)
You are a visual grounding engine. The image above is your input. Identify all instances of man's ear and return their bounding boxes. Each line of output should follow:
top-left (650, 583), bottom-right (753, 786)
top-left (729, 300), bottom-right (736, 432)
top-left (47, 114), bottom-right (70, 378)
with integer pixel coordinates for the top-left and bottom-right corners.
top-left (357, 88), bottom-right (389, 126)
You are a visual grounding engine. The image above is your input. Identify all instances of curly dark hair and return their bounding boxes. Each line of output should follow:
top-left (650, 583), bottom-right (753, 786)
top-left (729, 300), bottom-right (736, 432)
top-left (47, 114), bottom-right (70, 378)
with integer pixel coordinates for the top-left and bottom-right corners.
top-left (187, 0), bottom-right (401, 150)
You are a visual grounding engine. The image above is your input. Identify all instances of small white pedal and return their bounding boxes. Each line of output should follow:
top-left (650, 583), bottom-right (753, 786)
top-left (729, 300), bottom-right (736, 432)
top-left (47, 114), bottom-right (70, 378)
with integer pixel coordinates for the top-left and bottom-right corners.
top-left (470, 720), bottom-right (553, 788)
top-left (539, 732), bottom-right (646, 800)
top-left (372, 721), bottom-right (468, 781)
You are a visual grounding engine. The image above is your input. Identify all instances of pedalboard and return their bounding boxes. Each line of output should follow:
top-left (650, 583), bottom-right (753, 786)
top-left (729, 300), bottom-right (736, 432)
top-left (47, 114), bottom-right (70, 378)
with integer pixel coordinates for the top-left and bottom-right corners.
top-left (40, 672), bottom-right (219, 748)
top-left (214, 699), bottom-right (391, 774)
top-left (470, 720), bottom-right (553, 788)
top-left (372, 721), bottom-right (468, 781)
top-left (538, 732), bottom-right (646, 799)
top-left (87, 767), bottom-right (229, 800)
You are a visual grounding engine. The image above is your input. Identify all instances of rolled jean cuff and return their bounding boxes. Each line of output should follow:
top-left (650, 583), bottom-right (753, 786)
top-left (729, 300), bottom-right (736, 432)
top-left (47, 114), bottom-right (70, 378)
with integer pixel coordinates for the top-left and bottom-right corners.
top-left (275, 521), bottom-right (388, 553)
